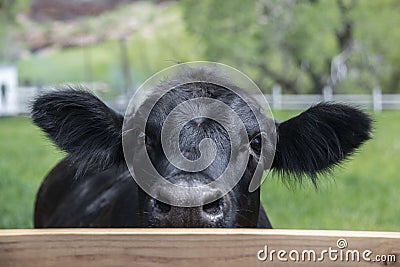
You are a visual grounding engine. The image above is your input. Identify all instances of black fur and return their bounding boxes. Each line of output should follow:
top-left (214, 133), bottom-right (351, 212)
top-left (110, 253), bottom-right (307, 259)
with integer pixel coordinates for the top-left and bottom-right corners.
top-left (272, 103), bottom-right (372, 184)
top-left (31, 67), bottom-right (372, 228)
top-left (31, 88), bottom-right (124, 177)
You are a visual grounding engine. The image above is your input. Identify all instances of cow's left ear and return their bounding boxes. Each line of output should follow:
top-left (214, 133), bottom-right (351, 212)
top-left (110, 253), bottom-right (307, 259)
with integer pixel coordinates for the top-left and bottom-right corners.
top-left (271, 103), bottom-right (372, 184)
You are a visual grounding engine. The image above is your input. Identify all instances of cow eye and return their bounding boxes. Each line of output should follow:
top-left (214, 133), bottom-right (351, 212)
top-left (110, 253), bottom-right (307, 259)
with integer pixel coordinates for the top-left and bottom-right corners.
top-left (250, 134), bottom-right (262, 154)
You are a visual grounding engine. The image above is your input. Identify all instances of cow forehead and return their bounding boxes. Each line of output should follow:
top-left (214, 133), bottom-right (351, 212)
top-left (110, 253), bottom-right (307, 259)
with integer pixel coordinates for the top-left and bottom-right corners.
top-left (142, 83), bottom-right (264, 135)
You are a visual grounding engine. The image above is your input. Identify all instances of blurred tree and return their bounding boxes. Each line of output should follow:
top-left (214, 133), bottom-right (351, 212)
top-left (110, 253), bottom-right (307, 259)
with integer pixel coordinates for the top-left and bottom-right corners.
top-left (182, 0), bottom-right (400, 93)
top-left (0, 0), bottom-right (30, 62)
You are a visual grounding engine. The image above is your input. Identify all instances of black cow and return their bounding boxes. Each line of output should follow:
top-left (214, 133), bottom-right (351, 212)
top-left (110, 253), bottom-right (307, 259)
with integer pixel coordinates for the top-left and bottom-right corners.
top-left (32, 67), bottom-right (372, 228)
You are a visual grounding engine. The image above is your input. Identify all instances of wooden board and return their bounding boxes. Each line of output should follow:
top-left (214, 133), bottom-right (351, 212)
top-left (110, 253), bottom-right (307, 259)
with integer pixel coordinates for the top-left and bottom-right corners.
top-left (1, 229), bottom-right (399, 266)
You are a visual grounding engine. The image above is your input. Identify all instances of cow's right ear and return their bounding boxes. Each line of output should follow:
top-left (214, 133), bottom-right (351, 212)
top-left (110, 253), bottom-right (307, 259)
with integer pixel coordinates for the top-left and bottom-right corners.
top-left (271, 103), bottom-right (372, 184)
top-left (31, 89), bottom-right (124, 177)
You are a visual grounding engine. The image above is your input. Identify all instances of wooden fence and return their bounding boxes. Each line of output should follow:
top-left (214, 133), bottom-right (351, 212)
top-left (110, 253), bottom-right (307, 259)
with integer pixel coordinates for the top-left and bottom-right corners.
top-left (0, 229), bottom-right (399, 267)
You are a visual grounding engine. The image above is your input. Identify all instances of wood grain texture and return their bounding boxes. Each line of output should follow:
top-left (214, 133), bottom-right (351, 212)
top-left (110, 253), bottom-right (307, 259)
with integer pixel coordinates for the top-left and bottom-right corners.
top-left (0, 229), bottom-right (399, 267)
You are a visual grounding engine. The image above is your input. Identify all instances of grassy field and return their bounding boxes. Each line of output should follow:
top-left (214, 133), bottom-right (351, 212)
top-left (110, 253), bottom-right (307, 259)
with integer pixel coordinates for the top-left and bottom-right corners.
top-left (0, 111), bottom-right (399, 230)
top-left (0, 117), bottom-right (64, 228)
top-left (262, 110), bottom-right (400, 231)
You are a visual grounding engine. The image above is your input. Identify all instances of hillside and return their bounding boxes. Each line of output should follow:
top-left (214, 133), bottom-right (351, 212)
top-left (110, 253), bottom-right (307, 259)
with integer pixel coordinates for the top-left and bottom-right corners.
top-left (17, 1), bottom-right (170, 53)
top-left (14, 1), bottom-right (203, 92)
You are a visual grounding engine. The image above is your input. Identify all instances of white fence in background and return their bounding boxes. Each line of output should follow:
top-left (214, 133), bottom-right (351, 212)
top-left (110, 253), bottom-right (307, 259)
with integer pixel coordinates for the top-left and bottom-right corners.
top-left (0, 86), bottom-right (39, 116)
top-left (264, 86), bottom-right (400, 113)
top-left (0, 66), bottom-right (18, 116)
top-left (2, 86), bottom-right (400, 116)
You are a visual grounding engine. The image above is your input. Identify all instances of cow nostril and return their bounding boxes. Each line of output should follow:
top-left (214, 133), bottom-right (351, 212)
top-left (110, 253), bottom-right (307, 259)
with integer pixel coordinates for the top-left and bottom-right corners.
top-left (202, 198), bottom-right (223, 215)
top-left (153, 199), bottom-right (171, 214)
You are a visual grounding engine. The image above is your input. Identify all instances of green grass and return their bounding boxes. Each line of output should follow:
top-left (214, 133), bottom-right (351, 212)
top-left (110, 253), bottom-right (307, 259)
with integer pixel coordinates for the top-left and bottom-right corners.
top-left (0, 117), bottom-right (63, 228)
top-left (0, 111), bottom-right (399, 230)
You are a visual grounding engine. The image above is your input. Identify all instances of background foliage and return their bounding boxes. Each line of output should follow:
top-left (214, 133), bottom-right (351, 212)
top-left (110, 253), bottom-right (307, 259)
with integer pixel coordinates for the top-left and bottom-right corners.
top-left (1, 0), bottom-right (399, 93)
top-left (182, 0), bottom-right (400, 94)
